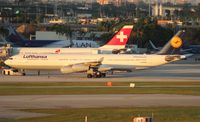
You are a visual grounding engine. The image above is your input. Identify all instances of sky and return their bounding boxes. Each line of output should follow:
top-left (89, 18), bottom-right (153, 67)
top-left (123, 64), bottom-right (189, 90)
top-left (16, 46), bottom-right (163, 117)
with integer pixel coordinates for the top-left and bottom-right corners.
top-left (6, 0), bottom-right (199, 4)
top-left (59, 0), bottom-right (198, 4)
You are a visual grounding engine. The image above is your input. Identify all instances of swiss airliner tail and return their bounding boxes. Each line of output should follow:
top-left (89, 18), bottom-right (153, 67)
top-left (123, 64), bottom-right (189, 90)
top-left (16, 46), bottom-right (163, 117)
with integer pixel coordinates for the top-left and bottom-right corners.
top-left (100, 25), bottom-right (133, 49)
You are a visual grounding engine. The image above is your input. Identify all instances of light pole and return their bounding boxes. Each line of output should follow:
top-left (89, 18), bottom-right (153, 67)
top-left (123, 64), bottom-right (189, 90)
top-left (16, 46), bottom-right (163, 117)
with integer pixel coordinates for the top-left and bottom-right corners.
top-left (149, 0), bottom-right (151, 17)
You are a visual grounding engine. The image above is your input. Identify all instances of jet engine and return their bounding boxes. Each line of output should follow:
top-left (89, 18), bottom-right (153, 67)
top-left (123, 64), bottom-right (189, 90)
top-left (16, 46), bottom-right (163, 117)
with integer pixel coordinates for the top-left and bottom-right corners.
top-left (60, 64), bottom-right (89, 74)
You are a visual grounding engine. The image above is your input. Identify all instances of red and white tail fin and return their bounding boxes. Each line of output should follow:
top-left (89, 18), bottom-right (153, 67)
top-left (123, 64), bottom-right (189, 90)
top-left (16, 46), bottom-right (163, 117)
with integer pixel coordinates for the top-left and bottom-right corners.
top-left (100, 25), bottom-right (133, 49)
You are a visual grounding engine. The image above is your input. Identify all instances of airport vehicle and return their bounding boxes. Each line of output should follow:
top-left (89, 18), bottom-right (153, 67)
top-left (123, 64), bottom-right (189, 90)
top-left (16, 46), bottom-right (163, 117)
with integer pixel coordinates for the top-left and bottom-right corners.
top-left (4, 30), bottom-right (189, 78)
top-left (2, 68), bottom-right (25, 76)
top-left (133, 117), bottom-right (153, 122)
top-left (3, 25), bottom-right (98, 48)
top-left (6, 25), bottom-right (133, 55)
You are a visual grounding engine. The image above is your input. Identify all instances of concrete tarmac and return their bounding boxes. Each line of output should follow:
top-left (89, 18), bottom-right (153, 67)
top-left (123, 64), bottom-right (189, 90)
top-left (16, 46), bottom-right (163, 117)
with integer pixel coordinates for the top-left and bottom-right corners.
top-left (0, 94), bottom-right (200, 119)
top-left (0, 63), bottom-right (200, 82)
top-left (0, 94), bottom-right (199, 109)
top-left (0, 61), bottom-right (199, 119)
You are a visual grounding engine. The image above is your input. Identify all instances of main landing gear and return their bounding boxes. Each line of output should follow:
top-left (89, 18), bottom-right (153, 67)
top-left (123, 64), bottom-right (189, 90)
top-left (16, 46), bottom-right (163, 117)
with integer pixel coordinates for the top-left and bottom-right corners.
top-left (86, 68), bottom-right (106, 78)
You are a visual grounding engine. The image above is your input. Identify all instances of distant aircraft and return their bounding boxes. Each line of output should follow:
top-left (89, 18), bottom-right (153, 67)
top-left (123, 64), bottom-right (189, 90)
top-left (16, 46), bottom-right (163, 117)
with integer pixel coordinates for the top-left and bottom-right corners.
top-left (149, 38), bottom-right (200, 54)
top-left (5, 30), bottom-right (190, 78)
top-left (10, 25), bottom-right (133, 55)
top-left (149, 40), bottom-right (159, 50)
top-left (3, 25), bottom-right (98, 48)
top-left (0, 34), bottom-right (7, 46)
top-left (182, 45), bottom-right (200, 54)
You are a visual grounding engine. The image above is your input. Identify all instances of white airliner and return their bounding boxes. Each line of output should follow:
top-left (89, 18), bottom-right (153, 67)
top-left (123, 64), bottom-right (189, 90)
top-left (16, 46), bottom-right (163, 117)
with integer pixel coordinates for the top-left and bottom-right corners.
top-left (5, 30), bottom-right (189, 78)
top-left (10, 25), bottom-right (133, 55)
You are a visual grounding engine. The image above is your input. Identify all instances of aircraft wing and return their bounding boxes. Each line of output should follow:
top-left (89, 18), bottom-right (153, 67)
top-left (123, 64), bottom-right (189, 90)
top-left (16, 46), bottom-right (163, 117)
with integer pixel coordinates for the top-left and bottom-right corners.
top-left (84, 57), bottom-right (104, 66)
top-left (60, 57), bottom-right (104, 73)
top-left (180, 53), bottom-right (193, 59)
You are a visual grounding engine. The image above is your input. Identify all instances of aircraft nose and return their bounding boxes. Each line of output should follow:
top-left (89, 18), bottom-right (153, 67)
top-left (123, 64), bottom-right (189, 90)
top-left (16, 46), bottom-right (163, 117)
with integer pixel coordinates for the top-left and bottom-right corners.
top-left (4, 60), bottom-right (11, 66)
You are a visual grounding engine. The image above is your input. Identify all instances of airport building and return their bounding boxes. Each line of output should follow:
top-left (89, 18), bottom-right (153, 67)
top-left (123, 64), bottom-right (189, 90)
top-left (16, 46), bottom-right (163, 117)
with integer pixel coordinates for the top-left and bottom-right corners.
top-left (152, 3), bottom-right (183, 17)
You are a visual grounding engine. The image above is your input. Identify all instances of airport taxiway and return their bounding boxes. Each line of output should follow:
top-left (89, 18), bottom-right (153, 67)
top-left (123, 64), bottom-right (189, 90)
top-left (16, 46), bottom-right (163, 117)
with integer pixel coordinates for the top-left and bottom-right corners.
top-left (0, 94), bottom-right (199, 109)
top-left (0, 63), bottom-right (200, 82)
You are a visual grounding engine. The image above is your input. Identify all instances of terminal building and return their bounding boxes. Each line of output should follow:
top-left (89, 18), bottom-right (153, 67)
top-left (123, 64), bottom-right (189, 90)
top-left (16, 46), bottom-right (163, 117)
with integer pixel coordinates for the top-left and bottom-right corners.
top-left (152, 3), bottom-right (182, 17)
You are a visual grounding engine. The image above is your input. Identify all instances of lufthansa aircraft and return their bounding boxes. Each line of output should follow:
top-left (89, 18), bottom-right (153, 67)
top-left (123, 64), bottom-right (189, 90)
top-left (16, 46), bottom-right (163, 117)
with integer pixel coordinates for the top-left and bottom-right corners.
top-left (5, 30), bottom-right (190, 78)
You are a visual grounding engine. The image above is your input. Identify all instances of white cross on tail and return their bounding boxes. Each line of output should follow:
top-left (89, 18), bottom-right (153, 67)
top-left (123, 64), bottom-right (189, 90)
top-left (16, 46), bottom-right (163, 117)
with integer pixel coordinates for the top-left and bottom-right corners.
top-left (116, 32), bottom-right (127, 42)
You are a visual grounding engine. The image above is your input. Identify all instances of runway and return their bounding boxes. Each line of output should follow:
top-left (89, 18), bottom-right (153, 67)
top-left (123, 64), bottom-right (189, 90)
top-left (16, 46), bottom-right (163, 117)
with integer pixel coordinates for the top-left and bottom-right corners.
top-left (0, 63), bottom-right (200, 82)
top-left (0, 94), bottom-right (199, 109)
top-left (0, 94), bottom-right (200, 119)
top-left (0, 61), bottom-right (199, 119)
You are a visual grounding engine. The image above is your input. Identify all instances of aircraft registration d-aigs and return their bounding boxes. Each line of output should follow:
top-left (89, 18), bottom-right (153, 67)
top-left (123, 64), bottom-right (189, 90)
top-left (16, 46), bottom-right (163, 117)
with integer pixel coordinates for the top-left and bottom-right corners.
top-left (10, 25), bottom-right (133, 55)
top-left (5, 30), bottom-right (189, 78)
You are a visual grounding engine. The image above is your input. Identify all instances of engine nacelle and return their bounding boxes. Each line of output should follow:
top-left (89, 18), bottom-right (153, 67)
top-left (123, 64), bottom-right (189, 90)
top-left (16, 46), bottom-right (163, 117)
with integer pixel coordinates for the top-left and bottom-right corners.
top-left (60, 64), bottom-right (89, 74)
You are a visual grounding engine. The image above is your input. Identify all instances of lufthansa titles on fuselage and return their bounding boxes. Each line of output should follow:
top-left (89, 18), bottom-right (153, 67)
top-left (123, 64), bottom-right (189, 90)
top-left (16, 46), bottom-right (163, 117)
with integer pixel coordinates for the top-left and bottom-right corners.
top-left (23, 55), bottom-right (47, 60)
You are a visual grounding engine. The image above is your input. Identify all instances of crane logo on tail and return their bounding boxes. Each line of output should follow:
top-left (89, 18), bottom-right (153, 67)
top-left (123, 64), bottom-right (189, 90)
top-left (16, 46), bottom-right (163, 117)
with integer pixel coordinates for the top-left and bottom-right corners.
top-left (170, 36), bottom-right (183, 48)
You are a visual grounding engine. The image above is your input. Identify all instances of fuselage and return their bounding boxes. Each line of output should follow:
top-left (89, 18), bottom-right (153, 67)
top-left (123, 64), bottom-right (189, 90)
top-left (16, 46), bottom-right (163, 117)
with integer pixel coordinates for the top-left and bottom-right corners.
top-left (5, 54), bottom-right (180, 71)
top-left (11, 47), bottom-right (121, 55)
top-left (13, 48), bottom-right (95, 54)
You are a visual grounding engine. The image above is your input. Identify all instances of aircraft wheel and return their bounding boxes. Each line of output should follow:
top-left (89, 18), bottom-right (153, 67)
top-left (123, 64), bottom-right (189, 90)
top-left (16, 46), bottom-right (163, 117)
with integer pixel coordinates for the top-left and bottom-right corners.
top-left (96, 71), bottom-right (102, 78)
top-left (93, 74), bottom-right (98, 78)
top-left (87, 74), bottom-right (92, 78)
top-left (101, 73), bottom-right (106, 78)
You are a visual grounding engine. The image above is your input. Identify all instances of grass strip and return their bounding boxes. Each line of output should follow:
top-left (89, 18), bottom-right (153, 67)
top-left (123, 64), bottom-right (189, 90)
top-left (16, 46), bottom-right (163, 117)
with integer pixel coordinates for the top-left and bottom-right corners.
top-left (13, 107), bottom-right (200, 122)
top-left (0, 82), bottom-right (199, 95)
top-left (0, 87), bottom-right (199, 95)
